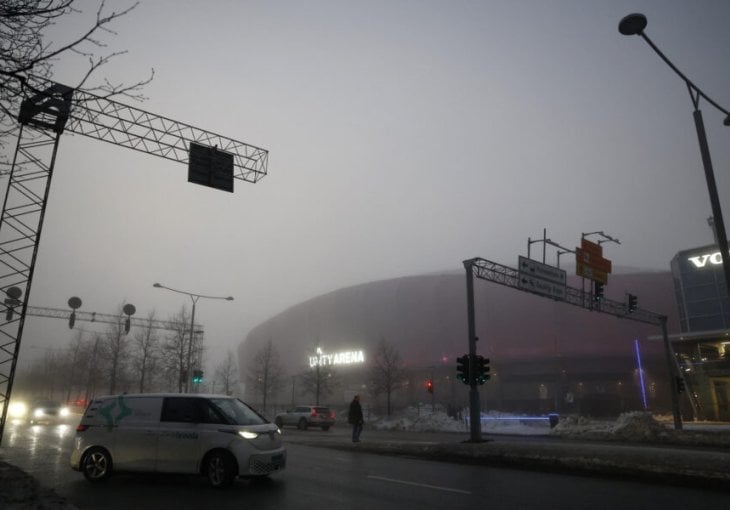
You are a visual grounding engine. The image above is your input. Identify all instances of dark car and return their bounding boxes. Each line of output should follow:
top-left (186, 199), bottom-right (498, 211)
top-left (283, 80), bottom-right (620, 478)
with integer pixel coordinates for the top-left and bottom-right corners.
top-left (29, 400), bottom-right (70, 424)
top-left (274, 406), bottom-right (336, 431)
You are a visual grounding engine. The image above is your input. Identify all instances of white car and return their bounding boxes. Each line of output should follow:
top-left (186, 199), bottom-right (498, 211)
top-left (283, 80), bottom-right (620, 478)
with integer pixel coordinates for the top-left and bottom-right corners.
top-left (70, 393), bottom-right (285, 487)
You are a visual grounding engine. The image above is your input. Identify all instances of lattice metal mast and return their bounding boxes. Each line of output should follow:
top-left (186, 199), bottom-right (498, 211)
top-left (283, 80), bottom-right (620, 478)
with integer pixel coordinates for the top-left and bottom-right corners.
top-left (0, 76), bottom-right (268, 441)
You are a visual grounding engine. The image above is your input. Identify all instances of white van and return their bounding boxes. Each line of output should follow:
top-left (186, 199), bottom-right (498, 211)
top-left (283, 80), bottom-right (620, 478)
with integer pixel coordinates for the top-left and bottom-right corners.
top-left (70, 393), bottom-right (285, 487)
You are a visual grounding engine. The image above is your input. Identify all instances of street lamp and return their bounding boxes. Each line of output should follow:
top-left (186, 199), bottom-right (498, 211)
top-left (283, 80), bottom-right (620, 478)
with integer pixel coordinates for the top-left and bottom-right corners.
top-left (619, 14), bottom-right (730, 431)
top-left (153, 282), bottom-right (233, 393)
top-left (618, 13), bottom-right (730, 300)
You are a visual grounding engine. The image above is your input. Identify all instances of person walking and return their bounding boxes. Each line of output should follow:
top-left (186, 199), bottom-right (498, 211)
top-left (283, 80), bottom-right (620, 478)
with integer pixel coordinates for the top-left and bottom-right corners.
top-left (348, 395), bottom-right (364, 443)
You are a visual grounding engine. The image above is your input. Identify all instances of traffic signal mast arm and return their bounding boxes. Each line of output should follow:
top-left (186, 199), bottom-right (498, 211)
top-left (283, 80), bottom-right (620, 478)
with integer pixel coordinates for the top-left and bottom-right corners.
top-left (25, 305), bottom-right (204, 334)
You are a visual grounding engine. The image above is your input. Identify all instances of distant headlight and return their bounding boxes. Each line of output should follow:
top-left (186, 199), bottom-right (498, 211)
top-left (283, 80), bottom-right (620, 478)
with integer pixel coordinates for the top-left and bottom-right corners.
top-left (60, 407), bottom-right (70, 417)
top-left (238, 431), bottom-right (259, 440)
top-left (9, 402), bottom-right (27, 418)
top-left (34, 408), bottom-right (45, 418)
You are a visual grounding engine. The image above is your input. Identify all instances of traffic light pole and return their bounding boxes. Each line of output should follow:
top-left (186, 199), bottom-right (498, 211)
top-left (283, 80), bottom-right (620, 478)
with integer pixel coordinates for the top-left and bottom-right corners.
top-left (464, 259), bottom-right (483, 442)
top-left (661, 317), bottom-right (682, 430)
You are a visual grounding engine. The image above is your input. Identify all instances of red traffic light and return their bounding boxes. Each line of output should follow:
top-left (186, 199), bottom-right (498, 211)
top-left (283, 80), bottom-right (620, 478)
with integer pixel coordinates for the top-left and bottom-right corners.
top-left (426, 379), bottom-right (434, 393)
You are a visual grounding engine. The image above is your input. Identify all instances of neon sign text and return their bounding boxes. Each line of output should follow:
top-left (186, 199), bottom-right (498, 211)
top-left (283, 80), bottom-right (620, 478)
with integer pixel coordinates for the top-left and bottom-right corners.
top-left (309, 347), bottom-right (365, 367)
top-left (688, 251), bottom-right (727, 268)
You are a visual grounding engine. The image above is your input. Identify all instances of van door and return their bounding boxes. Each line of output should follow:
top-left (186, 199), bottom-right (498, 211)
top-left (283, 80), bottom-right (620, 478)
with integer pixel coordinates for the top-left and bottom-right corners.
top-left (157, 397), bottom-right (208, 473)
top-left (103, 396), bottom-right (161, 472)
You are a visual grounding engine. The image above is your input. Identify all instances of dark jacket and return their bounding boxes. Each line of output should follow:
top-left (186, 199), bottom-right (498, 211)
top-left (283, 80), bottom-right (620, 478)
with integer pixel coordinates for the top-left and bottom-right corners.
top-left (348, 399), bottom-right (363, 425)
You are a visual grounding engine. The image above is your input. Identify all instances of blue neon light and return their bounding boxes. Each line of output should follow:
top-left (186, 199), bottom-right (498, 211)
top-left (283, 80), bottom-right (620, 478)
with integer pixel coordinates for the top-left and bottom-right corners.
top-left (635, 338), bottom-right (648, 410)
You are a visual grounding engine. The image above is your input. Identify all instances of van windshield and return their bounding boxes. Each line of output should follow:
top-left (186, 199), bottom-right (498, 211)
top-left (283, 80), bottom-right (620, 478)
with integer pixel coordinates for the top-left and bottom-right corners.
top-left (210, 398), bottom-right (268, 426)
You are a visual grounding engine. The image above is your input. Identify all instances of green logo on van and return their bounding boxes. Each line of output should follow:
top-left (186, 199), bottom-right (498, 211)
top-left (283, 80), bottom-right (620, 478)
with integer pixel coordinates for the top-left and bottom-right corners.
top-left (99, 395), bottom-right (133, 431)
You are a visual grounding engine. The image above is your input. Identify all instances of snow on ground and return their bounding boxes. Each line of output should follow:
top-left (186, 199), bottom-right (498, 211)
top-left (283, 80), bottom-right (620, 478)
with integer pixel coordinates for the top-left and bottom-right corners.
top-left (368, 407), bottom-right (730, 446)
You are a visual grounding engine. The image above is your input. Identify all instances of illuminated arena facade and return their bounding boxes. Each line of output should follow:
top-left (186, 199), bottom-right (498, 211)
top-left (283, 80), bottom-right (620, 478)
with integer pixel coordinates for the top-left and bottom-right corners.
top-left (240, 267), bottom-right (692, 419)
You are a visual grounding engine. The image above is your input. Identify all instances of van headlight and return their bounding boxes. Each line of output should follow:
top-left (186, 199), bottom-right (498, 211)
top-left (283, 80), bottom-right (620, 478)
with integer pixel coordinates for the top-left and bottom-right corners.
top-left (238, 431), bottom-right (259, 440)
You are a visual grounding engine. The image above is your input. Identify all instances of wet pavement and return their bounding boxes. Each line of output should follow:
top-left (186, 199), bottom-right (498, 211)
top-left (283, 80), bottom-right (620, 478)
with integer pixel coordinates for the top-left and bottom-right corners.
top-left (2, 423), bottom-right (729, 508)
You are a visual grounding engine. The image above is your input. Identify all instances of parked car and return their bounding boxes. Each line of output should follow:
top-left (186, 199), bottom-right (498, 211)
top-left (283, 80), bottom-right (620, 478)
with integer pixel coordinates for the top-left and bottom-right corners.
top-left (274, 406), bottom-right (336, 431)
top-left (29, 400), bottom-right (70, 424)
top-left (70, 393), bottom-right (286, 488)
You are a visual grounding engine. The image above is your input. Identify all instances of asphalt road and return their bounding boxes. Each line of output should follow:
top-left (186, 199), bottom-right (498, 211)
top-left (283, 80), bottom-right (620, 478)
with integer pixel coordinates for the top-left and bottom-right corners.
top-left (1, 420), bottom-right (729, 509)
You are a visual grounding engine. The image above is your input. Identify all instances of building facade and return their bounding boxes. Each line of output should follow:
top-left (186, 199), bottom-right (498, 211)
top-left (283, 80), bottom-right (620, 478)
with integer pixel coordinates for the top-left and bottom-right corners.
top-left (670, 245), bottom-right (730, 420)
top-left (239, 270), bottom-right (680, 419)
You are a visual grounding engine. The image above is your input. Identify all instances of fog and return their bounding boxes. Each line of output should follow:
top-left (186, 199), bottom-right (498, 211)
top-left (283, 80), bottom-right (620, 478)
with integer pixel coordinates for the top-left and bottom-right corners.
top-left (4, 0), bottom-right (730, 370)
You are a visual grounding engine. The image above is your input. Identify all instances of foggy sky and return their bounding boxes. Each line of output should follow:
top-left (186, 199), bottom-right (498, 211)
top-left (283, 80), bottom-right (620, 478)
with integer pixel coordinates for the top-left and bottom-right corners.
top-left (8, 0), bottom-right (730, 368)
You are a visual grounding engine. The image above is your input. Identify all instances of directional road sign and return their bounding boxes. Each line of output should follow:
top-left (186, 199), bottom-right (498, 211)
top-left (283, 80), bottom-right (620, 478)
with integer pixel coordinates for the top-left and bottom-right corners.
top-left (518, 256), bottom-right (567, 300)
top-left (575, 239), bottom-right (612, 284)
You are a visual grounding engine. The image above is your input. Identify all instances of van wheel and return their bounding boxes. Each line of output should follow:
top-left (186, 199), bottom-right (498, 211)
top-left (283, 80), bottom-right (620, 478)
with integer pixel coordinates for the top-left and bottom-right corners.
top-left (82, 447), bottom-right (112, 482)
top-left (205, 451), bottom-right (236, 488)
top-left (297, 418), bottom-right (308, 430)
top-left (274, 417), bottom-right (283, 428)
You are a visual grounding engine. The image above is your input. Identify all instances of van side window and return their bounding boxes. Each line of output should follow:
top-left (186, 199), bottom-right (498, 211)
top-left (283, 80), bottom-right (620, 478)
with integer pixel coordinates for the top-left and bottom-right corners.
top-left (161, 398), bottom-right (204, 423)
top-left (161, 397), bottom-right (228, 424)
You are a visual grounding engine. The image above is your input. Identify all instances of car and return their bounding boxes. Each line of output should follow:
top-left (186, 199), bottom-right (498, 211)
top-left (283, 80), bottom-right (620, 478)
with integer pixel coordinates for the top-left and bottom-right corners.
top-left (28, 400), bottom-right (70, 424)
top-left (70, 393), bottom-right (285, 488)
top-left (274, 406), bottom-right (336, 431)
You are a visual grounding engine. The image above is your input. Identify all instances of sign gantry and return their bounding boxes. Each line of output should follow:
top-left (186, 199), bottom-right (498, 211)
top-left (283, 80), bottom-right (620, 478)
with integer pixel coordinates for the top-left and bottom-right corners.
top-left (0, 76), bottom-right (268, 441)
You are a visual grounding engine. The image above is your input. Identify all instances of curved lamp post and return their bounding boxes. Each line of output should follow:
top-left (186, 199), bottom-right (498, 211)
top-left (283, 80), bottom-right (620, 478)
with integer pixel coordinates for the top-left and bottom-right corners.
top-left (619, 13), bottom-right (730, 430)
top-left (619, 13), bottom-right (730, 294)
top-left (153, 282), bottom-right (233, 393)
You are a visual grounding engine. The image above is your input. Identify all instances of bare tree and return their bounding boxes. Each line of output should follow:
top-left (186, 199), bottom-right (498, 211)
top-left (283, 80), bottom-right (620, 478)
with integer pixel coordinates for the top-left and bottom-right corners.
top-left (132, 311), bottom-right (159, 393)
top-left (298, 345), bottom-right (339, 406)
top-left (246, 339), bottom-right (284, 412)
top-left (369, 336), bottom-right (407, 417)
top-left (100, 305), bottom-right (131, 395)
top-left (159, 305), bottom-right (191, 393)
top-left (214, 349), bottom-right (238, 396)
top-left (0, 0), bottom-right (153, 168)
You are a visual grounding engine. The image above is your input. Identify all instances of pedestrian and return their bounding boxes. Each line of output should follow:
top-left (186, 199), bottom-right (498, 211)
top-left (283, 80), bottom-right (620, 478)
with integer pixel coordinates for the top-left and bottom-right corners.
top-left (348, 395), bottom-right (364, 443)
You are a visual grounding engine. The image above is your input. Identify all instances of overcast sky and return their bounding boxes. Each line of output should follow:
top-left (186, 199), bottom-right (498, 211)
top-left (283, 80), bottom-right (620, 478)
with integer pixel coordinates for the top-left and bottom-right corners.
top-left (8, 0), bottom-right (730, 368)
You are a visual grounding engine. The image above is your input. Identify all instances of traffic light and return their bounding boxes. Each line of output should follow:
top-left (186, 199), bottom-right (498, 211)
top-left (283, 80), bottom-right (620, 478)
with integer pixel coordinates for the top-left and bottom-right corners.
top-left (475, 355), bottom-right (490, 384)
top-left (456, 354), bottom-right (470, 385)
top-left (627, 294), bottom-right (637, 313)
top-left (426, 379), bottom-right (434, 394)
top-left (675, 376), bottom-right (685, 394)
top-left (594, 282), bottom-right (604, 302)
top-left (192, 369), bottom-right (204, 384)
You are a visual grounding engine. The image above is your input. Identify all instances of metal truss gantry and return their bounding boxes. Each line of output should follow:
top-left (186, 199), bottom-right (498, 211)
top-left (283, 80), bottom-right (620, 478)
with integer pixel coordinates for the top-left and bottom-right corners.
top-left (0, 76), bottom-right (268, 441)
top-left (462, 257), bottom-right (683, 439)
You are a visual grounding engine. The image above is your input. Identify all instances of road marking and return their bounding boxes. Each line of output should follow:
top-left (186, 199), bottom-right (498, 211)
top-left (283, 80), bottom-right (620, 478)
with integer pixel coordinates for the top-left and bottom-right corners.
top-left (367, 475), bottom-right (471, 495)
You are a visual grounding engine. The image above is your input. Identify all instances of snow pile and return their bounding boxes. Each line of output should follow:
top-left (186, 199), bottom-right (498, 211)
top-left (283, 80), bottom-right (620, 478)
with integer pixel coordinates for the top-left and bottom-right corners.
top-left (551, 411), bottom-right (671, 441)
top-left (370, 409), bottom-right (553, 435)
top-left (366, 408), bottom-right (730, 446)
top-left (370, 410), bottom-right (465, 432)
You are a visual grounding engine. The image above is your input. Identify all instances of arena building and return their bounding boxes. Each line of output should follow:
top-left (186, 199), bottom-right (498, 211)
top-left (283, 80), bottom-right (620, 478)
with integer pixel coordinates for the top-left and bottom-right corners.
top-left (239, 266), bottom-right (689, 419)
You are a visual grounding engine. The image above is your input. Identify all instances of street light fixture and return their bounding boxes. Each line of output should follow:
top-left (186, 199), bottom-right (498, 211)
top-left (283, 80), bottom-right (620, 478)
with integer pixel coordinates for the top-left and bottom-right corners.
top-left (619, 13), bottom-right (730, 431)
top-left (618, 13), bottom-right (730, 297)
top-left (153, 282), bottom-right (233, 393)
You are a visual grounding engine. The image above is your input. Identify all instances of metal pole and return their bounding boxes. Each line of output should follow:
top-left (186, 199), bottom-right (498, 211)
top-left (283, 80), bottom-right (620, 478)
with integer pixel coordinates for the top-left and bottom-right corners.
top-left (692, 108), bottom-right (730, 297)
top-left (661, 317), bottom-right (682, 430)
top-left (185, 297), bottom-right (198, 393)
top-left (463, 259), bottom-right (482, 442)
